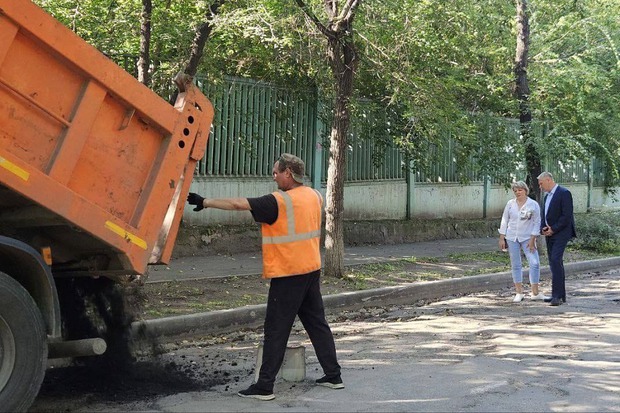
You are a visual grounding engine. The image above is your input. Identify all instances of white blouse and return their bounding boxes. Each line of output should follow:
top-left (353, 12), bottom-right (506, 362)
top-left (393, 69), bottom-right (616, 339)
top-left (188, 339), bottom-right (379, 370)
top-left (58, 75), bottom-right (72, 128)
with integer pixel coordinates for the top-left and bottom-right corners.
top-left (498, 197), bottom-right (541, 242)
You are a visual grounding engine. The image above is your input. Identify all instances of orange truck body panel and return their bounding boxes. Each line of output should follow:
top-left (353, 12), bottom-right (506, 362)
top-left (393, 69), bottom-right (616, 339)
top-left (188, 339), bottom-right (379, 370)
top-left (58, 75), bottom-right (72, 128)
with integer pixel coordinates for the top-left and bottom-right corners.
top-left (0, 0), bottom-right (213, 276)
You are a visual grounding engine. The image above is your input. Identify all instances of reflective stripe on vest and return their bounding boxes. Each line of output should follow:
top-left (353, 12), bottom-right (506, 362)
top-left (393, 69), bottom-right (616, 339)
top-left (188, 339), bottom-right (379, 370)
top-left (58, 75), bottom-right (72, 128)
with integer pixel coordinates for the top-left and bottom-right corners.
top-left (261, 187), bottom-right (322, 278)
top-left (262, 190), bottom-right (322, 245)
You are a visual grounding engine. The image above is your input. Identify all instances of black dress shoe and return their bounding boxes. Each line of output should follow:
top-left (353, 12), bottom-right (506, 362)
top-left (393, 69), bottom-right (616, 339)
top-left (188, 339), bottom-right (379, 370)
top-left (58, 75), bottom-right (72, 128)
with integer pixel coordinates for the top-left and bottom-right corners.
top-left (549, 298), bottom-right (562, 306)
top-left (544, 297), bottom-right (553, 303)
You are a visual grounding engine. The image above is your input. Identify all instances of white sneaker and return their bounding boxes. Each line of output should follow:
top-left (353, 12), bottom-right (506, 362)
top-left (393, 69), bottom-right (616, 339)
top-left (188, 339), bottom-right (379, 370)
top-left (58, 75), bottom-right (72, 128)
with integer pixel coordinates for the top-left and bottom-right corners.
top-left (512, 293), bottom-right (524, 302)
top-left (530, 293), bottom-right (548, 301)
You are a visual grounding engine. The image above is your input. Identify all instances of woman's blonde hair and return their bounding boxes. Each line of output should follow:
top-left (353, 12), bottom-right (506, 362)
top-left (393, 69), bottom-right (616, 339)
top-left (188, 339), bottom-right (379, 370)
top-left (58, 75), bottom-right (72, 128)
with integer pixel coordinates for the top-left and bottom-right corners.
top-left (511, 180), bottom-right (529, 195)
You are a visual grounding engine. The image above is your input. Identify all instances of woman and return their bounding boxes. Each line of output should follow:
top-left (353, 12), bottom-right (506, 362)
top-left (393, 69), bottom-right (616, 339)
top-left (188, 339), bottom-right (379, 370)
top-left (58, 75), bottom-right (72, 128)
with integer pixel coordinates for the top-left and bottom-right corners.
top-left (498, 181), bottom-right (547, 302)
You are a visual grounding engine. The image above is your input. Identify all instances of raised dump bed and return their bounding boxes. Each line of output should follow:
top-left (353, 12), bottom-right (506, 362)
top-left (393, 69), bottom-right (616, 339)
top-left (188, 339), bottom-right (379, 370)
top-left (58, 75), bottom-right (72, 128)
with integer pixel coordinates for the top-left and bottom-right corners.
top-left (0, 1), bottom-right (214, 410)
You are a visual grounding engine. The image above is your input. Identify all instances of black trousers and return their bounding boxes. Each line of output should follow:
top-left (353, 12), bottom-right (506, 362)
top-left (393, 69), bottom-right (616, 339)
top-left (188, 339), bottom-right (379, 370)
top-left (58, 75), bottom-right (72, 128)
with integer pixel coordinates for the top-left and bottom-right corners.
top-left (256, 270), bottom-right (341, 391)
top-left (546, 236), bottom-right (569, 300)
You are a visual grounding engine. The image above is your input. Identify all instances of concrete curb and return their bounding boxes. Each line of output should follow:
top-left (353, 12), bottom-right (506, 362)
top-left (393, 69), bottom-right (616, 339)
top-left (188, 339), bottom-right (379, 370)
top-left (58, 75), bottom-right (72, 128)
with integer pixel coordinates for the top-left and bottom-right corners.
top-left (130, 256), bottom-right (620, 343)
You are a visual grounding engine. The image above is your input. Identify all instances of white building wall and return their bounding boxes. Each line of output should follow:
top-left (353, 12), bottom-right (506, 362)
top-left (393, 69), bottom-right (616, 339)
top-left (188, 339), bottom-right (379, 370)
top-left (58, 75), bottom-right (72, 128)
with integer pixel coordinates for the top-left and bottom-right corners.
top-left (185, 177), bottom-right (272, 225)
top-left (566, 183), bottom-right (589, 213)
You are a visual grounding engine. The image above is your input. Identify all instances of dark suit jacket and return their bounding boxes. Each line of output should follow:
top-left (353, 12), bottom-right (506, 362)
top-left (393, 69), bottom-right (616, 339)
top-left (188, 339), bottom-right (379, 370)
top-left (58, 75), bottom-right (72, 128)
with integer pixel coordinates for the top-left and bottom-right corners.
top-left (541, 185), bottom-right (577, 240)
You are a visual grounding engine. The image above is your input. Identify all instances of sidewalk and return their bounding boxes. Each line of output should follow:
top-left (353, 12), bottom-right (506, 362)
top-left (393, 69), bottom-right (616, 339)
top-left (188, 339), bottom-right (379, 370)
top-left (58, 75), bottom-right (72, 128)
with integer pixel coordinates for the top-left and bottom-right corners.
top-left (148, 237), bottom-right (500, 283)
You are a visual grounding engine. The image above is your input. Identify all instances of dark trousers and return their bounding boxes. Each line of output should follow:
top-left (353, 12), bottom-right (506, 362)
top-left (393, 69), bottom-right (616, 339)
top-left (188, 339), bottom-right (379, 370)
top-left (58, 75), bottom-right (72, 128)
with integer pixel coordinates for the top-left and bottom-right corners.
top-left (546, 236), bottom-right (569, 300)
top-left (256, 271), bottom-right (341, 391)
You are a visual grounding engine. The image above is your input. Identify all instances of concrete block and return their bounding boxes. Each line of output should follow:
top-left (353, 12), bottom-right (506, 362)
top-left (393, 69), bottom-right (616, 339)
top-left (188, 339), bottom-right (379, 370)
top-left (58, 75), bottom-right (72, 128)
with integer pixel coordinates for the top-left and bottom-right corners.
top-left (254, 343), bottom-right (306, 382)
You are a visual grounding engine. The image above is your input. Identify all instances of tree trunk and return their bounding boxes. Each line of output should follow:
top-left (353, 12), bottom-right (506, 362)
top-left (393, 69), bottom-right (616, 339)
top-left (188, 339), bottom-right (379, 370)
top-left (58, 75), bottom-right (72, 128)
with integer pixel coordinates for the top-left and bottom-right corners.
top-left (137, 0), bottom-right (152, 86)
top-left (323, 31), bottom-right (357, 278)
top-left (293, 0), bottom-right (360, 277)
top-left (514, 0), bottom-right (542, 201)
top-left (325, 34), bottom-right (355, 277)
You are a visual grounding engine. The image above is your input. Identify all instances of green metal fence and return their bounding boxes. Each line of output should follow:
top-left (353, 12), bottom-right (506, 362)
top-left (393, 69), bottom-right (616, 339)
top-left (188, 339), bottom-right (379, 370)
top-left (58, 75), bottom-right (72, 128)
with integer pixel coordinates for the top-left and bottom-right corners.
top-left (191, 76), bottom-right (597, 187)
top-left (327, 100), bottom-right (406, 182)
top-left (195, 76), bottom-right (318, 178)
top-left (109, 55), bottom-right (603, 188)
top-left (415, 134), bottom-right (477, 184)
top-left (591, 158), bottom-right (605, 187)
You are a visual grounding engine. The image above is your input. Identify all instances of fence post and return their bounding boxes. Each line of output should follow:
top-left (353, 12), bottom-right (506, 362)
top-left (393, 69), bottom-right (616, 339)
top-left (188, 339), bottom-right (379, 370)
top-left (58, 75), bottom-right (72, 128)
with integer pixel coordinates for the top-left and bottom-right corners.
top-left (406, 158), bottom-right (415, 220)
top-left (483, 175), bottom-right (491, 218)
top-left (312, 99), bottom-right (324, 190)
top-left (587, 157), bottom-right (593, 211)
top-left (313, 142), bottom-right (323, 190)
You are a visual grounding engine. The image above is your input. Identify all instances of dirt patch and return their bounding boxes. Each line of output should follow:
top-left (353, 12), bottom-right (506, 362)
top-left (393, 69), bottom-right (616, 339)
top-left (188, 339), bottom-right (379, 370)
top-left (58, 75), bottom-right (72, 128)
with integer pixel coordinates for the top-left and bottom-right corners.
top-left (39, 359), bottom-right (204, 403)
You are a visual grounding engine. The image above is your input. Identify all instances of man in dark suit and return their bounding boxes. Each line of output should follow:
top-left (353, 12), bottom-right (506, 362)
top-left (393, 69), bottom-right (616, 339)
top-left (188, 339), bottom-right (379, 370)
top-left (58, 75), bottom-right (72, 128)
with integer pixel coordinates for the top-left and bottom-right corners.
top-left (537, 172), bottom-right (576, 306)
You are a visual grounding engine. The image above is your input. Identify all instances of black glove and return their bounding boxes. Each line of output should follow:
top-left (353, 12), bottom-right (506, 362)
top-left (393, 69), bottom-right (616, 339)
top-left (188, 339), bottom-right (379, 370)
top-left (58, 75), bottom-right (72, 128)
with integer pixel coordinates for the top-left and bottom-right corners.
top-left (187, 192), bottom-right (205, 211)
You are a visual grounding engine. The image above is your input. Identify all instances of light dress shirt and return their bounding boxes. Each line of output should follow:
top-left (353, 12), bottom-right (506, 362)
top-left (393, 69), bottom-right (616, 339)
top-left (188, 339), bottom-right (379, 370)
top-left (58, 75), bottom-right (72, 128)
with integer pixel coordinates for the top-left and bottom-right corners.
top-left (544, 184), bottom-right (558, 218)
top-left (498, 197), bottom-right (541, 242)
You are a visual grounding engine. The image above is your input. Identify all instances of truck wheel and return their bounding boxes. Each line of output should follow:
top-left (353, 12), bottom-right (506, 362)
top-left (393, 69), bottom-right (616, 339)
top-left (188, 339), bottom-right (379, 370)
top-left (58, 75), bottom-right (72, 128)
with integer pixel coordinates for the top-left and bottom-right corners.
top-left (0, 272), bottom-right (48, 412)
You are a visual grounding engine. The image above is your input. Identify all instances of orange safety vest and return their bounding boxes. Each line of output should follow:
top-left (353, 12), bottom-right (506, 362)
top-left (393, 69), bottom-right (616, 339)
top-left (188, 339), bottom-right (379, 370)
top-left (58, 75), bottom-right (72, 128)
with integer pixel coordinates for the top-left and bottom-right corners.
top-left (261, 186), bottom-right (323, 279)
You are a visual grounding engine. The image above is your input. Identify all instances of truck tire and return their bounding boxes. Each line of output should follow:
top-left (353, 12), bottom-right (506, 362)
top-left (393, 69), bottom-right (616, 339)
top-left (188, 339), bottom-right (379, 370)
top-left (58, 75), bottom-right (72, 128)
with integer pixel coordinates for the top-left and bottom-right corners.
top-left (0, 272), bottom-right (48, 413)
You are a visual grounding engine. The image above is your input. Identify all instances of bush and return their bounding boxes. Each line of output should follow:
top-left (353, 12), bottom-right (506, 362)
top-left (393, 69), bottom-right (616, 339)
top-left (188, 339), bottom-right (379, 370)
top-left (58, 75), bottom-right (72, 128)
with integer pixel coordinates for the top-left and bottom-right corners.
top-left (571, 211), bottom-right (620, 253)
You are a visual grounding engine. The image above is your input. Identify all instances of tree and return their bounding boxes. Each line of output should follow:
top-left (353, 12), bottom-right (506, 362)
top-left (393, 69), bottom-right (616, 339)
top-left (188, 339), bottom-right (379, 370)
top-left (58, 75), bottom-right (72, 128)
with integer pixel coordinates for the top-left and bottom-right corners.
top-left (183, 1), bottom-right (226, 78)
top-left (35, 0), bottom-right (620, 193)
top-left (528, 0), bottom-right (620, 190)
top-left (349, 0), bottom-right (518, 183)
top-left (292, 0), bottom-right (361, 278)
top-left (514, 0), bottom-right (542, 200)
top-left (168, 0), bottom-right (226, 104)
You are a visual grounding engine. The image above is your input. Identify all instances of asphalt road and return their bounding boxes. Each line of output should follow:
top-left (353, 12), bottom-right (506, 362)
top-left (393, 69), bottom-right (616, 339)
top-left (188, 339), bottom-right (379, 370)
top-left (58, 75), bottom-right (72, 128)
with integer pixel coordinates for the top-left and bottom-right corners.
top-left (31, 265), bottom-right (620, 412)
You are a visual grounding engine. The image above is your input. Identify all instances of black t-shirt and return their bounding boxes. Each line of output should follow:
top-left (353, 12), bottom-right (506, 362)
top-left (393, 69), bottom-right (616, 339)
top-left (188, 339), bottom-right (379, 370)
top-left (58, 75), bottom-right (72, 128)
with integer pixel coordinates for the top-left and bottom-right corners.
top-left (248, 194), bottom-right (278, 225)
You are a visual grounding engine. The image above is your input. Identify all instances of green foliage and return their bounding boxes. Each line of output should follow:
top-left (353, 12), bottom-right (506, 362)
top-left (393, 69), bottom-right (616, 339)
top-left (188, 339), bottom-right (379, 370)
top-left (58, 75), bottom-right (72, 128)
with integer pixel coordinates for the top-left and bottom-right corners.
top-left (348, 0), bottom-right (519, 183)
top-left (447, 251), bottom-right (511, 264)
top-left (36, 0), bottom-right (142, 55)
top-left (571, 211), bottom-right (620, 253)
top-left (200, 1), bottom-right (313, 86)
top-left (35, 0), bottom-right (210, 94)
top-left (32, 0), bottom-right (620, 189)
top-left (529, 0), bottom-right (620, 187)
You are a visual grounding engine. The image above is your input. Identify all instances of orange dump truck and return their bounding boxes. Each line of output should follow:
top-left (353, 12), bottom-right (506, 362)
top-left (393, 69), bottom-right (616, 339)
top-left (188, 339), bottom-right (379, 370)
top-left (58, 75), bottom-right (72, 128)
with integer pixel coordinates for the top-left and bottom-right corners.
top-left (0, 1), bottom-right (214, 410)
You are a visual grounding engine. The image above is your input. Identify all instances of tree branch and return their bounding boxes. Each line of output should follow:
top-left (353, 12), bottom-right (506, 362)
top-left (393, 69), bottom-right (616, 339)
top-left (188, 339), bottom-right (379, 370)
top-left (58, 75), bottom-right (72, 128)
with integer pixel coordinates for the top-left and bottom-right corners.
top-left (337, 0), bottom-right (360, 23)
top-left (185, 0), bottom-right (226, 77)
top-left (293, 0), bottom-right (334, 39)
top-left (325, 0), bottom-right (338, 20)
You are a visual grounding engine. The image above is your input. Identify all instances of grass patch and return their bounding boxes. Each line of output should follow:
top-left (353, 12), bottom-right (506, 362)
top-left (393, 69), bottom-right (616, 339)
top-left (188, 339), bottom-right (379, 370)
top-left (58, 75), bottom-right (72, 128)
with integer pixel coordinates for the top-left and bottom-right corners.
top-left (447, 251), bottom-right (511, 264)
top-left (402, 256), bottom-right (439, 264)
